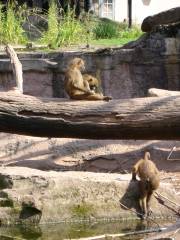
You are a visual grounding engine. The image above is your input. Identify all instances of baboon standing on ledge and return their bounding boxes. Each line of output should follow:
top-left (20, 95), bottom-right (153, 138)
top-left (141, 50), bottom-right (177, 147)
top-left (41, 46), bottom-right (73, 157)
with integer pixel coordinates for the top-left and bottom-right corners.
top-left (132, 152), bottom-right (160, 219)
top-left (64, 58), bottom-right (111, 101)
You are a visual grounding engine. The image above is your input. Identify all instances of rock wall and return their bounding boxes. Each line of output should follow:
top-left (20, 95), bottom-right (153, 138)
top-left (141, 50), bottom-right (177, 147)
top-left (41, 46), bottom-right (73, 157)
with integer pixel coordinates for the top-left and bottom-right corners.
top-left (0, 33), bottom-right (180, 99)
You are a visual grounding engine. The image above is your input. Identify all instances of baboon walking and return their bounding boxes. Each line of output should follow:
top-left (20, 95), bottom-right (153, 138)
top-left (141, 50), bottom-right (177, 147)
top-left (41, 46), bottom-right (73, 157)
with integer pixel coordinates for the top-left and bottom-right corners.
top-left (132, 152), bottom-right (160, 219)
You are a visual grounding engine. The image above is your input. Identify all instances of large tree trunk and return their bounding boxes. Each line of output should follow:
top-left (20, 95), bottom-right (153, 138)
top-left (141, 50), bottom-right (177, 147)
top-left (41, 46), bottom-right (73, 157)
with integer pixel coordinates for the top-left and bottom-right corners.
top-left (128, 0), bottom-right (132, 28)
top-left (0, 92), bottom-right (180, 140)
top-left (141, 7), bottom-right (180, 32)
top-left (84, 0), bottom-right (91, 12)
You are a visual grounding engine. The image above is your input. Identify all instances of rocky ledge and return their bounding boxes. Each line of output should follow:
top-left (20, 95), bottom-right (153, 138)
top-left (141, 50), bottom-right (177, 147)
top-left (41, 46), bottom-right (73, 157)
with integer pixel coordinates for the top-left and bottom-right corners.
top-left (0, 167), bottom-right (179, 225)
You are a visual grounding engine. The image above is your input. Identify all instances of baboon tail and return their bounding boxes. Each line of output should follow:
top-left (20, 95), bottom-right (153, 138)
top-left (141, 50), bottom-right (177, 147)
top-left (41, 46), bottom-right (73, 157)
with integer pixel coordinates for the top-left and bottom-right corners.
top-left (144, 152), bottom-right (151, 161)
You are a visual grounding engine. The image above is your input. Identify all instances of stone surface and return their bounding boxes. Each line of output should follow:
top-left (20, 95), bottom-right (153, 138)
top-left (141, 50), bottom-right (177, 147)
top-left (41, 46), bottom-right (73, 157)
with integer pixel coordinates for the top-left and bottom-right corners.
top-left (0, 167), bottom-right (179, 225)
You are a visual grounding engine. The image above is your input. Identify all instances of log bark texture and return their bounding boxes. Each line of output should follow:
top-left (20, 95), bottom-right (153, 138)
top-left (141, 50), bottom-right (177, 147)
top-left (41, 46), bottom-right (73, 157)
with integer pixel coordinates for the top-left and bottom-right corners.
top-left (0, 92), bottom-right (180, 140)
top-left (141, 7), bottom-right (180, 32)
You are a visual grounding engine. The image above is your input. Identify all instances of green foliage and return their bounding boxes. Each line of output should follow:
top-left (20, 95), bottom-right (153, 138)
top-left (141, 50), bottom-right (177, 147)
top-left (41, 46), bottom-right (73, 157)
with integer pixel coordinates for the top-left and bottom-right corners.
top-left (0, 0), bottom-right (142, 48)
top-left (0, 2), bottom-right (27, 44)
top-left (57, 10), bottom-right (87, 47)
top-left (93, 18), bottom-right (121, 39)
top-left (71, 203), bottom-right (94, 218)
top-left (93, 17), bottom-right (142, 41)
top-left (119, 25), bottom-right (142, 39)
top-left (90, 38), bottom-right (133, 47)
top-left (41, 1), bottom-right (87, 48)
top-left (41, 0), bottom-right (59, 47)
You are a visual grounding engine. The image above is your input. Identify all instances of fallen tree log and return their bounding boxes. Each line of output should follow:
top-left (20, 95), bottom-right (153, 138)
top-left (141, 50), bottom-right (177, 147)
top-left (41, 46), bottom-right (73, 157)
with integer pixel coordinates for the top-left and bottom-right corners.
top-left (0, 92), bottom-right (180, 140)
top-left (141, 7), bottom-right (180, 32)
top-left (148, 88), bottom-right (180, 97)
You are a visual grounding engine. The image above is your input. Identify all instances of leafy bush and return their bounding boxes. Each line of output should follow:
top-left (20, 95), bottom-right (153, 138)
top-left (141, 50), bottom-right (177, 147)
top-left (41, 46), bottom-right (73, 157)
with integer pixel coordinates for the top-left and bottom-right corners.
top-left (93, 18), bottom-right (121, 39)
top-left (119, 25), bottom-right (142, 39)
top-left (93, 17), bottom-right (142, 41)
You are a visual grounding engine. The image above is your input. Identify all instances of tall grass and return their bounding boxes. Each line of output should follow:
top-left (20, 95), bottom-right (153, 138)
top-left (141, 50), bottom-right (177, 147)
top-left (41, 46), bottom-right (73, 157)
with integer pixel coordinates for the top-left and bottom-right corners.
top-left (41, 1), bottom-right (87, 48)
top-left (41, 0), bottom-right (59, 47)
top-left (93, 18), bottom-right (120, 39)
top-left (119, 26), bottom-right (142, 39)
top-left (0, 2), bottom-right (27, 44)
top-left (0, 4), bottom-right (4, 39)
top-left (93, 17), bottom-right (142, 41)
top-left (0, 0), bottom-right (142, 47)
top-left (57, 10), bottom-right (87, 46)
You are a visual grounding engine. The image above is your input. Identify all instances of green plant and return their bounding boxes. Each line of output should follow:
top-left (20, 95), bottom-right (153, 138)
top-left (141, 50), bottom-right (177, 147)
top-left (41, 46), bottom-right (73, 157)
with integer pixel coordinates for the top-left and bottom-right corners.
top-left (57, 10), bottom-right (87, 46)
top-left (41, 1), bottom-right (87, 48)
top-left (92, 17), bottom-right (142, 41)
top-left (93, 18), bottom-right (120, 39)
top-left (0, 0), bottom-right (142, 48)
top-left (119, 25), bottom-right (142, 39)
top-left (41, 0), bottom-right (59, 47)
top-left (0, 4), bottom-right (4, 42)
top-left (0, 2), bottom-right (27, 44)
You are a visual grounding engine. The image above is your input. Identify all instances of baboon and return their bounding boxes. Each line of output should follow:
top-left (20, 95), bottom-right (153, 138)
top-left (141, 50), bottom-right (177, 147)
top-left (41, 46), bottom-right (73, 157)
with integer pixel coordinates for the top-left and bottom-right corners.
top-left (82, 74), bottom-right (103, 96)
top-left (132, 152), bottom-right (160, 219)
top-left (64, 58), bottom-right (111, 101)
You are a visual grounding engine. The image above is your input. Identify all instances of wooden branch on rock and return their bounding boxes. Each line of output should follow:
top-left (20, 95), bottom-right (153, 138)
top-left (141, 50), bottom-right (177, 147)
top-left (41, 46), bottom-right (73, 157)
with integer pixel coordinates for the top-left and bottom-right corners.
top-left (0, 92), bottom-right (180, 139)
top-left (148, 88), bottom-right (180, 97)
top-left (5, 44), bottom-right (23, 93)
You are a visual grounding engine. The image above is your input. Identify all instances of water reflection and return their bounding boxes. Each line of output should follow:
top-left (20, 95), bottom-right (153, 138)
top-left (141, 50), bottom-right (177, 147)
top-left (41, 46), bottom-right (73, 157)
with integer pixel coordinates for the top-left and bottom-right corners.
top-left (0, 219), bottom-right (173, 240)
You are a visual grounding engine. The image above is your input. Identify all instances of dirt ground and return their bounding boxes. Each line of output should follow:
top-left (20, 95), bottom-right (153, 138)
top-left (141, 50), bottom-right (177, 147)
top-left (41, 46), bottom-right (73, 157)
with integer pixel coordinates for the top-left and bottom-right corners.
top-left (0, 133), bottom-right (179, 194)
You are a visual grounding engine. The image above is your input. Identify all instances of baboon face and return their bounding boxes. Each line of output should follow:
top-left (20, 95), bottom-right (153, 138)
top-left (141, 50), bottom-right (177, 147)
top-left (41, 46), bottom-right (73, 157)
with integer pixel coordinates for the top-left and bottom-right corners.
top-left (69, 58), bottom-right (85, 71)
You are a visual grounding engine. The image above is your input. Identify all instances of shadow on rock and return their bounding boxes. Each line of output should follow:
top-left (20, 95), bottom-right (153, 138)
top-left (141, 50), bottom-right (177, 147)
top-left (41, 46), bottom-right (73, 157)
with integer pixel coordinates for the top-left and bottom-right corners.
top-left (120, 179), bottom-right (142, 219)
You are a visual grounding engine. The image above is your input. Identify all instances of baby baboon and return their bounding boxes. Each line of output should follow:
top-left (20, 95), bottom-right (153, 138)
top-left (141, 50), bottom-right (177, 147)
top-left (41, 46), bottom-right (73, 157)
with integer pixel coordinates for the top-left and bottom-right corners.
top-left (82, 74), bottom-right (103, 95)
top-left (64, 58), bottom-right (111, 101)
top-left (132, 152), bottom-right (160, 219)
